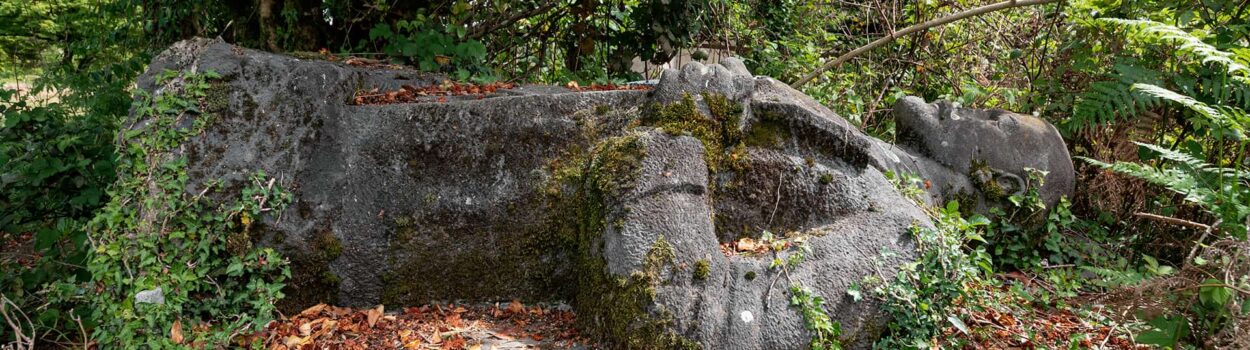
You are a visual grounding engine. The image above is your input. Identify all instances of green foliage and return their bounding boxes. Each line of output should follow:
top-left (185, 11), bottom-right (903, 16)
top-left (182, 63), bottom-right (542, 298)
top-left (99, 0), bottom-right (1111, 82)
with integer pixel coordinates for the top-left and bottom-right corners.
top-left (1135, 314), bottom-right (1190, 348)
top-left (368, 17), bottom-right (489, 80)
top-left (789, 284), bottom-right (843, 350)
top-left (1076, 14), bottom-right (1250, 344)
top-left (80, 70), bottom-right (290, 348)
top-left (981, 169), bottom-right (1107, 273)
top-left (883, 171), bottom-right (926, 204)
top-left (1070, 18), bottom-right (1250, 131)
top-left (0, 90), bottom-right (115, 344)
top-left (1084, 123), bottom-right (1248, 239)
top-left (865, 199), bottom-right (993, 349)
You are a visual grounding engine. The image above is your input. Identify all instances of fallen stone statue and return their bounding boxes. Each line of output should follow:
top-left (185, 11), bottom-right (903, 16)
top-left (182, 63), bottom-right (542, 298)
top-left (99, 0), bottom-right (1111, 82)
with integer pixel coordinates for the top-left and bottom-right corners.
top-left (129, 38), bottom-right (1074, 349)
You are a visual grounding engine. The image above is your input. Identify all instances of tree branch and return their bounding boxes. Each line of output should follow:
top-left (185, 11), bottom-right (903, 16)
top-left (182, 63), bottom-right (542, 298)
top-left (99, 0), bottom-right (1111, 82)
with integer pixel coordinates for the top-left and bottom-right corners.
top-left (1133, 212), bottom-right (1213, 232)
top-left (791, 0), bottom-right (1063, 88)
top-left (467, 3), bottom-right (558, 40)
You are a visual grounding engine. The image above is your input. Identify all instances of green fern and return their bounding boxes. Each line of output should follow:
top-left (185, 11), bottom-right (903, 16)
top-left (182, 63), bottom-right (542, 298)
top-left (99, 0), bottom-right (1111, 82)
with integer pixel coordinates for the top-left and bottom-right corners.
top-left (1132, 83), bottom-right (1247, 140)
top-left (1099, 19), bottom-right (1249, 80)
top-left (1071, 64), bottom-right (1165, 128)
top-left (1081, 83), bottom-right (1249, 239)
top-left (1069, 18), bottom-right (1250, 130)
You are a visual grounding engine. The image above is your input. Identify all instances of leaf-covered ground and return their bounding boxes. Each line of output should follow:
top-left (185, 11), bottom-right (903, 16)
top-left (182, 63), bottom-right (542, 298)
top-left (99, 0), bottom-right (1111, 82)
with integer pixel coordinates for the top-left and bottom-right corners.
top-left (260, 301), bottom-right (597, 350)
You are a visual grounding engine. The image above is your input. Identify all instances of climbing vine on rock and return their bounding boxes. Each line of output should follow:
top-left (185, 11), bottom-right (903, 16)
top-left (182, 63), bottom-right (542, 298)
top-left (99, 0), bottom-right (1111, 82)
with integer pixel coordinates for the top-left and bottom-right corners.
top-left (79, 70), bottom-right (290, 348)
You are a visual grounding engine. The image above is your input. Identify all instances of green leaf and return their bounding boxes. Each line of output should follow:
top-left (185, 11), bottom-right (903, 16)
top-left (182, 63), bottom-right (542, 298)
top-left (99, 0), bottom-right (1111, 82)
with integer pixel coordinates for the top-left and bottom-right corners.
top-left (368, 24), bottom-right (392, 40)
top-left (1199, 278), bottom-right (1233, 307)
top-left (946, 315), bottom-right (970, 335)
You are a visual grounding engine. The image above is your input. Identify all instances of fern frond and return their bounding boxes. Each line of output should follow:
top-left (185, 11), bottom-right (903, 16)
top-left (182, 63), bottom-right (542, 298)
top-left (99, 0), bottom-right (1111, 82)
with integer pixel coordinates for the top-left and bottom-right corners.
top-left (1071, 65), bottom-right (1165, 129)
top-left (1100, 18), bottom-right (1250, 82)
top-left (1132, 83), bottom-right (1247, 140)
top-left (1081, 147), bottom-right (1250, 239)
top-left (1081, 154), bottom-right (1218, 207)
top-left (1201, 76), bottom-right (1250, 110)
top-left (1133, 142), bottom-right (1209, 169)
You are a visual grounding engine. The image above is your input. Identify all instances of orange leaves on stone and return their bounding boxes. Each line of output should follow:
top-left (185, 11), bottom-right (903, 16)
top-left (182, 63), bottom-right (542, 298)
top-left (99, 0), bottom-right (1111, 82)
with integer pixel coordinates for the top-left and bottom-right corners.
top-left (352, 82), bottom-right (517, 105)
top-left (565, 82), bottom-right (652, 92)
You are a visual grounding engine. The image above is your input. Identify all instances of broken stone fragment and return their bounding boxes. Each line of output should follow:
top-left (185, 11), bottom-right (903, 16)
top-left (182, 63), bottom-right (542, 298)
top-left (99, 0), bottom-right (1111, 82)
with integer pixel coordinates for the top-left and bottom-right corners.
top-left (135, 287), bottom-right (165, 305)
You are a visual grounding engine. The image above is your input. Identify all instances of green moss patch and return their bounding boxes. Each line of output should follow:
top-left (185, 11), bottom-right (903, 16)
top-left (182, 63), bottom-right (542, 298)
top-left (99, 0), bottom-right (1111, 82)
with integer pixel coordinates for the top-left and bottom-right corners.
top-left (744, 110), bottom-right (791, 149)
top-left (693, 259), bottom-right (710, 281)
top-left (538, 129), bottom-right (701, 349)
top-left (642, 94), bottom-right (748, 173)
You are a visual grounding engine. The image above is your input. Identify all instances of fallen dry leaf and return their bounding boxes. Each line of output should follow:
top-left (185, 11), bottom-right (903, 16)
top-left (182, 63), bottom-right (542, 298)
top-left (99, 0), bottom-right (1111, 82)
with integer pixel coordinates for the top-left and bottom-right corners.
top-left (283, 335), bottom-right (304, 348)
top-left (736, 238), bottom-right (757, 252)
top-left (300, 303), bottom-right (327, 318)
top-left (507, 300), bottom-right (524, 315)
top-left (262, 301), bottom-right (595, 349)
top-left (367, 305), bottom-right (384, 328)
top-left (170, 319), bottom-right (184, 344)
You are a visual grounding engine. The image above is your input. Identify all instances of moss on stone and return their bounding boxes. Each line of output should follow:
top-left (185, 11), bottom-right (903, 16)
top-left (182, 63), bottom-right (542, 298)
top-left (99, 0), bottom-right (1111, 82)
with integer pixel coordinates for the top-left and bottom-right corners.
top-left (951, 190), bottom-right (979, 217)
top-left (276, 228), bottom-right (343, 312)
top-left (315, 229), bottom-right (343, 260)
top-left (542, 131), bottom-right (700, 349)
top-left (641, 93), bottom-right (747, 173)
top-left (693, 259), bottom-right (710, 281)
top-left (744, 110), bottom-right (790, 149)
top-left (969, 159), bottom-right (1006, 200)
top-left (818, 173), bottom-right (834, 185)
top-left (380, 209), bottom-right (570, 305)
top-left (203, 79), bottom-right (233, 117)
top-left (745, 271), bottom-right (757, 281)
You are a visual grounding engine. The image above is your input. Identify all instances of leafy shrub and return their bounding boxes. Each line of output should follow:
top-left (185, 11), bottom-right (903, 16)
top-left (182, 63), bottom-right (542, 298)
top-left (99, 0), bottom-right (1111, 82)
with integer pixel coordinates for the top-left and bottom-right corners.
top-left (0, 88), bottom-right (117, 344)
top-left (1078, 17), bottom-right (1249, 347)
top-left (857, 189), bottom-right (994, 348)
top-left (368, 17), bottom-right (488, 80)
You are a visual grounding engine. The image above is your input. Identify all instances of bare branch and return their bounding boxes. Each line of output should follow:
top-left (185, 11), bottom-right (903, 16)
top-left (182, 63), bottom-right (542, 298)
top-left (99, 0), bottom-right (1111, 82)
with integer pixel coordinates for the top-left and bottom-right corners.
top-left (1133, 212), bottom-right (1213, 232)
top-left (791, 0), bottom-right (1063, 88)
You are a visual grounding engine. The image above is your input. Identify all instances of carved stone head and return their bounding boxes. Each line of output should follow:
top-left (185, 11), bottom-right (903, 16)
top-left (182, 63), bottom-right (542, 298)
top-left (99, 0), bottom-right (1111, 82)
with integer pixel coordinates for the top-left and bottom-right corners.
top-left (893, 96), bottom-right (1075, 207)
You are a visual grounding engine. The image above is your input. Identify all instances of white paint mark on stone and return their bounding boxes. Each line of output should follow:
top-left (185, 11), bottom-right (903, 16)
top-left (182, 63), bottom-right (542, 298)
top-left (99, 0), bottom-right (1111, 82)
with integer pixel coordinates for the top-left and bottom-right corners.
top-left (740, 310), bottom-right (754, 324)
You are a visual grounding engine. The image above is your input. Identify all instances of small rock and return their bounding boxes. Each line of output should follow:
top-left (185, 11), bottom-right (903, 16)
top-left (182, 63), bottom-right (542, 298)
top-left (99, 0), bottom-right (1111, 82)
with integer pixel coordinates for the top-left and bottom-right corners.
top-left (135, 287), bottom-right (165, 305)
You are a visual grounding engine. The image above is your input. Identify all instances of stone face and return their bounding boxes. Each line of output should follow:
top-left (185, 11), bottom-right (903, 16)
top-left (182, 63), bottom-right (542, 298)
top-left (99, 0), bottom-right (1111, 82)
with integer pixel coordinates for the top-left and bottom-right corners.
top-left (892, 96), bottom-right (1076, 209)
top-left (131, 38), bottom-right (1076, 349)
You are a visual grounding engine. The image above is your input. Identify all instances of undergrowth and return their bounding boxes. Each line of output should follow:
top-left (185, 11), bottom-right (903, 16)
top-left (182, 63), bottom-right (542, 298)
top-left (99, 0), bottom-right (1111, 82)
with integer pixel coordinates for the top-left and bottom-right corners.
top-left (863, 171), bottom-right (1136, 349)
top-left (75, 70), bottom-right (291, 348)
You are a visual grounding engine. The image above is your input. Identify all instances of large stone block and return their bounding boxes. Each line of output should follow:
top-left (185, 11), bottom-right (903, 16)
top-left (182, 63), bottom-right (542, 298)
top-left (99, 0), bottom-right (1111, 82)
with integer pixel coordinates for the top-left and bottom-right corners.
top-left (128, 39), bottom-right (1075, 349)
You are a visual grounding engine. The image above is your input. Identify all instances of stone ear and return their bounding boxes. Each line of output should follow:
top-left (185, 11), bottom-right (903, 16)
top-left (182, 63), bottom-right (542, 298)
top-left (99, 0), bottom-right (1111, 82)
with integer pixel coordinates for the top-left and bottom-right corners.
top-left (994, 171), bottom-right (1027, 197)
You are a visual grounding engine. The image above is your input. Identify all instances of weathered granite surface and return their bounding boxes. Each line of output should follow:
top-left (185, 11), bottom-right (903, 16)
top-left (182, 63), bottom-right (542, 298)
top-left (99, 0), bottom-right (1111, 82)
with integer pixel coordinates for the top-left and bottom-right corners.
top-left (130, 38), bottom-right (1075, 349)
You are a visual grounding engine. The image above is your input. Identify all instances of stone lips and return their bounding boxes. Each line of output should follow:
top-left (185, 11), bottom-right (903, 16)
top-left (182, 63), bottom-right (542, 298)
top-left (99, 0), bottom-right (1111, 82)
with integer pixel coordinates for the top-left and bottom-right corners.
top-left (131, 38), bottom-right (1075, 349)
